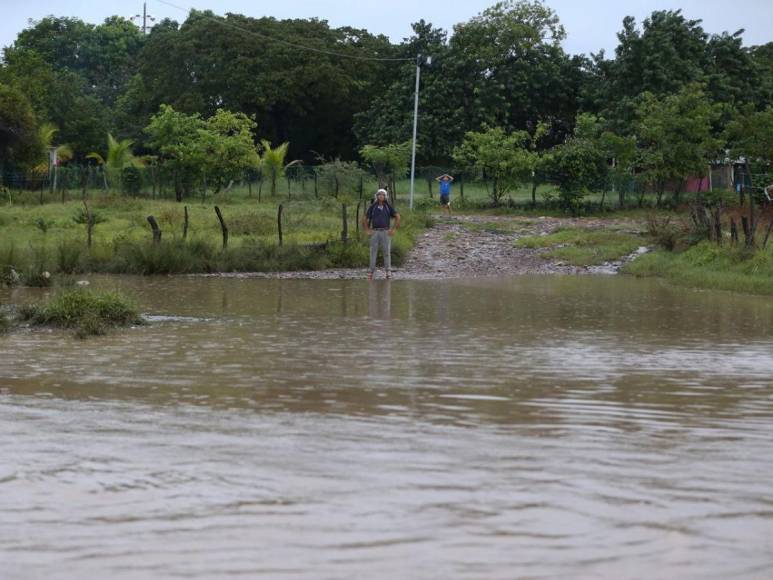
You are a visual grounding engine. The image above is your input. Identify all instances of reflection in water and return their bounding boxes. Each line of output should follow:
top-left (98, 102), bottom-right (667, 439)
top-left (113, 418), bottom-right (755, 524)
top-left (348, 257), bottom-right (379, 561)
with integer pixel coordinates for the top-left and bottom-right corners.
top-left (368, 279), bottom-right (392, 319)
top-left (1, 275), bottom-right (772, 579)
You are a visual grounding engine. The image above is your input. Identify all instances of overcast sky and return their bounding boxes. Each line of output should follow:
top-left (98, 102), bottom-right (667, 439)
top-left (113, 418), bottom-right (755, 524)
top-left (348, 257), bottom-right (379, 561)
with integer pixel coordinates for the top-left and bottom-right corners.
top-left (1, 0), bottom-right (770, 56)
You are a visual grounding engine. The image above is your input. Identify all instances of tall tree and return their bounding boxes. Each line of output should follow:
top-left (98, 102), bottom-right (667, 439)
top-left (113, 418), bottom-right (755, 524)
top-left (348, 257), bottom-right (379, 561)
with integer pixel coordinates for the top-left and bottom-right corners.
top-left (0, 83), bottom-right (41, 172)
top-left (636, 84), bottom-right (722, 205)
top-left (453, 126), bottom-right (535, 206)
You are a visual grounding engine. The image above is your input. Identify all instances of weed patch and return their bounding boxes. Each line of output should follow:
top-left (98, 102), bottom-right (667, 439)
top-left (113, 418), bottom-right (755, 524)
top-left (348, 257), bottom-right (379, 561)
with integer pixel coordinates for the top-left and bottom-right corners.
top-left (18, 288), bottom-right (144, 338)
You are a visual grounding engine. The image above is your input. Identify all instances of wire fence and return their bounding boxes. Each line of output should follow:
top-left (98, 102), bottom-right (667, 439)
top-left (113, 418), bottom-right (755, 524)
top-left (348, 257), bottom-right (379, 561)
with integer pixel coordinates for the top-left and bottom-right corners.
top-left (2, 162), bottom-right (768, 209)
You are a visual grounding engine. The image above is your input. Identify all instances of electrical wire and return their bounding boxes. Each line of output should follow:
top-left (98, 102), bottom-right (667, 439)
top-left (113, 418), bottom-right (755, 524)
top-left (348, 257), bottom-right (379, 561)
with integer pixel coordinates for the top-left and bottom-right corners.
top-left (155, 0), bottom-right (414, 62)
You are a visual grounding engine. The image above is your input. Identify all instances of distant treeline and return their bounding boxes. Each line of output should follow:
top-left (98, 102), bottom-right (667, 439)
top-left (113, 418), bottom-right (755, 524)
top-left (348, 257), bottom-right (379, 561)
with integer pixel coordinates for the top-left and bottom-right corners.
top-left (0, 1), bottom-right (771, 169)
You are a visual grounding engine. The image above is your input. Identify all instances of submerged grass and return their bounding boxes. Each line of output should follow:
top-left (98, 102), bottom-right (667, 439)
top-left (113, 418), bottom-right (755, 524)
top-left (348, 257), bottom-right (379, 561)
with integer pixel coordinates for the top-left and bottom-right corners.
top-left (18, 288), bottom-right (144, 338)
top-left (516, 228), bottom-right (644, 266)
top-left (623, 242), bottom-right (773, 296)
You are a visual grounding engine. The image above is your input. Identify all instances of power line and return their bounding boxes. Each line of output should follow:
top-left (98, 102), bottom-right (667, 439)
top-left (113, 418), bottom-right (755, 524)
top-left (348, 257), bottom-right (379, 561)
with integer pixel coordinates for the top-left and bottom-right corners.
top-left (155, 0), bottom-right (414, 62)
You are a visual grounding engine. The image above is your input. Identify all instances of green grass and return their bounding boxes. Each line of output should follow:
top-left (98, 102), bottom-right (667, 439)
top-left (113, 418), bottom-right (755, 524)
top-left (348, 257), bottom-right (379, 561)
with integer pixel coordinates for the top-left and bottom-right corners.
top-left (515, 227), bottom-right (644, 266)
top-left (623, 242), bottom-right (773, 296)
top-left (0, 195), bottom-right (429, 280)
top-left (18, 288), bottom-right (144, 338)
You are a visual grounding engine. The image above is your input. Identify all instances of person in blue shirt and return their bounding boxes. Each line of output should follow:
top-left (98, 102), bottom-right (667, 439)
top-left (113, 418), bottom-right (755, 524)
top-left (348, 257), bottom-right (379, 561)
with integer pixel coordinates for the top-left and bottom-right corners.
top-left (435, 173), bottom-right (454, 215)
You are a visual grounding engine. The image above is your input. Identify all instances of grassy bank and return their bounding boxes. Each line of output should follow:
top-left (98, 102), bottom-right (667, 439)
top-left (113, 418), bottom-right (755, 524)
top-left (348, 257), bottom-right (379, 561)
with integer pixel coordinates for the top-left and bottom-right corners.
top-left (0, 196), bottom-right (430, 280)
top-left (623, 242), bottom-right (773, 296)
top-left (515, 227), bottom-right (645, 266)
top-left (18, 288), bottom-right (143, 338)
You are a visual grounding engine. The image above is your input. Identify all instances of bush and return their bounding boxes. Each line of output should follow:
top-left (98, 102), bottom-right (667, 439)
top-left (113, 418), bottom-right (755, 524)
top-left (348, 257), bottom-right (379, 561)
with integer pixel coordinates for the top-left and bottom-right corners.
top-left (624, 241), bottom-right (773, 295)
top-left (110, 239), bottom-right (217, 274)
top-left (646, 214), bottom-right (683, 251)
top-left (19, 288), bottom-right (143, 338)
top-left (122, 166), bottom-right (142, 195)
top-left (35, 217), bottom-right (52, 233)
top-left (57, 240), bottom-right (86, 274)
top-left (72, 207), bottom-right (107, 225)
top-left (21, 247), bottom-right (53, 287)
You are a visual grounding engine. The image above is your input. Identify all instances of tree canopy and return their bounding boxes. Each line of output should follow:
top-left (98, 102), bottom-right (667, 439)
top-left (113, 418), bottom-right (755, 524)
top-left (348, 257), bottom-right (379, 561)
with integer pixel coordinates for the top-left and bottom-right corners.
top-left (0, 1), bottom-right (771, 179)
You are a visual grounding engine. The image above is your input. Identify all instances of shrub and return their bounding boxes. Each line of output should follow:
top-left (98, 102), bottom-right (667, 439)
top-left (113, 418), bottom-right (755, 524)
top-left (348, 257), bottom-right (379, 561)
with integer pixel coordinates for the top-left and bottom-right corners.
top-left (35, 217), bottom-right (52, 233)
top-left (122, 166), bottom-right (142, 195)
top-left (57, 240), bottom-right (85, 274)
top-left (21, 247), bottom-right (53, 287)
top-left (646, 214), bottom-right (682, 251)
top-left (73, 207), bottom-right (106, 225)
top-left (110, 239), bottom-right (216, 274)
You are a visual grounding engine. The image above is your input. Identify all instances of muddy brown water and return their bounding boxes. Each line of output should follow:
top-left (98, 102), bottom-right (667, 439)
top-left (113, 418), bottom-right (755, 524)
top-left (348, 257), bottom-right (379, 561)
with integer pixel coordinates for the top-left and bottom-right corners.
top-left (1, 275), bottom-right (773, 579)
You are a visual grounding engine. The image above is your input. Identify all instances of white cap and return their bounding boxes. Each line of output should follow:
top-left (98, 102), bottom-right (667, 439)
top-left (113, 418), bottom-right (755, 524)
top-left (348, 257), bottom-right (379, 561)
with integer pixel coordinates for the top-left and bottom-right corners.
top-left (376, 189), bottom-right (388, 196)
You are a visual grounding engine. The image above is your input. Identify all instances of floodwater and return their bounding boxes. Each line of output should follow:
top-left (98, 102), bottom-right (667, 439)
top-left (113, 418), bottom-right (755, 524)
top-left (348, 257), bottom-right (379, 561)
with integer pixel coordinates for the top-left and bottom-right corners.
top-left (1, 275), bottom-right (772, 579)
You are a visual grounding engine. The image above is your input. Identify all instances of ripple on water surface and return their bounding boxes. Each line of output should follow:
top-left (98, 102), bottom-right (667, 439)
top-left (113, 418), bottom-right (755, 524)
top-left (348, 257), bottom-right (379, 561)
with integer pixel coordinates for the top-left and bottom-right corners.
top-left (1, 275), bottom-right (772, 579)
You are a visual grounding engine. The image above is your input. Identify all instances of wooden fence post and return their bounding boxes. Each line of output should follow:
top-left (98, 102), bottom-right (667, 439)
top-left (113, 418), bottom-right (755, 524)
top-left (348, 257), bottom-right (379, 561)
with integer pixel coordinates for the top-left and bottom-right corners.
top-left (762, 220), bottom-right (772, 250)
top-left (83, 200), bottom-right (93, 249)
top-left (183, 205), bottom-right (189, 240)
top-left (341, 203), bottom-right (349, 243)
top-left (277, 204), bottom-right (284, 246)
top-left (355, 200), bottom-right (362, 236)
top-left (214, 206), bottom-right (228, 249)
top-left (147, 216), bottom-right (162, 244)
top-left (713, 205), bottom-right (722, 245)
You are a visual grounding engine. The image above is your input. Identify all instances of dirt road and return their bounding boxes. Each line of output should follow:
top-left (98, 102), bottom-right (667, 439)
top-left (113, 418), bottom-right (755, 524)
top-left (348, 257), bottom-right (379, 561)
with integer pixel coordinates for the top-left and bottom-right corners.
top-left (202, 215), bottom-right (647, 280)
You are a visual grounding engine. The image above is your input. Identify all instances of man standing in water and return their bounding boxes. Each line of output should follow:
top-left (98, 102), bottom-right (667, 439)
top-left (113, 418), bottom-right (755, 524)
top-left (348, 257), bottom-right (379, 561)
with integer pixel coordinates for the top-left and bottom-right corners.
top-left (435, 173), bottom-right (454, 215)
top-left (363, 189), bottom-right (400, 280)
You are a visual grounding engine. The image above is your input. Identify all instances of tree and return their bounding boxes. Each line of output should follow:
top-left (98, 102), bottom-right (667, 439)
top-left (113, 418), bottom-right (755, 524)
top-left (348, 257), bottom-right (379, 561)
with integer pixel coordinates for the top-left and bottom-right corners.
top-left (360, 142), bottom-right (411, 199)
top-left (636, 84), bottom-right (722, 206)
top-left (452, 126), bottom-right (535, 206)
top-left (86, 133), bottom-right (142, 189)
top-left (0, 49), bottom-right (112, 156)
top-left (144, 104), bottom-right (206, 201)
top-left (725, 106), bottom-right (773, 166)
top-left (356, 3), bottom-right (584, 162)
top-left (546, 137), bottom-right (608, 213)
top-left (31, 122), bottom-right (73, 197)
top-left (11, 16), bottom-right (145, 107)
top-left (314, 156), bottom-right (366, 199)
top-left (259, 140), bottom-right (299, 197)
top-left (725, 106), bottom-right (773, 199)
top-left (124, 11), bottom-right (394, 160)
top-left (0, 83), bottom-right (41, 172)
top-left (572, 113), bottom-right (636, 207)
top-left (199, 109), bottom-right (258, 192)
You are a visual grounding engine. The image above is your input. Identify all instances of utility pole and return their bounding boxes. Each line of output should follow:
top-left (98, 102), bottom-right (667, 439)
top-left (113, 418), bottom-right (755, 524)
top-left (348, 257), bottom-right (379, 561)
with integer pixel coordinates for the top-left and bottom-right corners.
top-left (409, 54), bottom-right (431, 211)
top-left (132, 2), bottom-right (155, 34)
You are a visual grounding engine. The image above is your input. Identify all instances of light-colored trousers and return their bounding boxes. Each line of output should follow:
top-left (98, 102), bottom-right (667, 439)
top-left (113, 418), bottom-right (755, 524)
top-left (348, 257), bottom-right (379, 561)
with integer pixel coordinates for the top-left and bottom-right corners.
top-left (369, 229), bottom-right (391, 273)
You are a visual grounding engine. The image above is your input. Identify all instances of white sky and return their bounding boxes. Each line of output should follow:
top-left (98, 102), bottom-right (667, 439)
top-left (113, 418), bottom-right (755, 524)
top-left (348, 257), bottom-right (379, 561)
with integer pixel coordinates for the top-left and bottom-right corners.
top-left (0, 0), bottom-right (770, 56)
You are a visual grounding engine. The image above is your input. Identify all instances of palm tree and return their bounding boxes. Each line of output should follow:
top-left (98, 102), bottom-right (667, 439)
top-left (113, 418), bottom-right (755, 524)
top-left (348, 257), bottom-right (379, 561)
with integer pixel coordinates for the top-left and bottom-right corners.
top-left (32, 123), bottom-right (73, 191)
top-left (258, 140), bottom-right (300, 197)
top-left (86, 133), bottom-right (143, 189)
